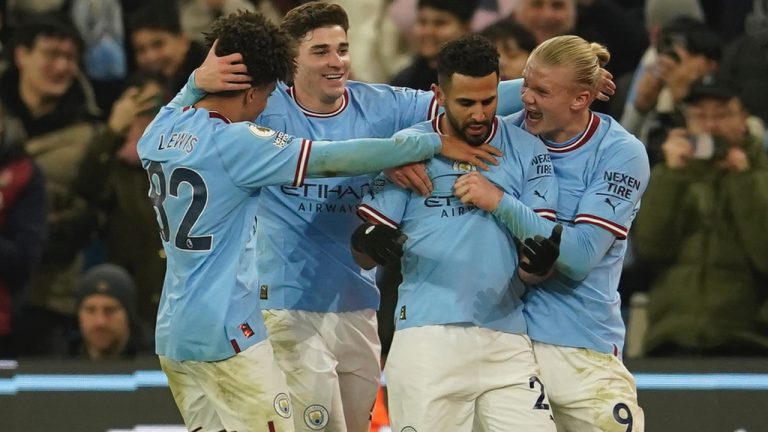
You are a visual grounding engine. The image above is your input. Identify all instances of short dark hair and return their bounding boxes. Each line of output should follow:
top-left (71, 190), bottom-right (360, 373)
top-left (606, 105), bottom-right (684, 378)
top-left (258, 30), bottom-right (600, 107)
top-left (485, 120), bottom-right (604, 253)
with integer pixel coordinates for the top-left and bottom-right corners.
top-left (204, 11), bottom-right (295, 88)
top-left (417, 0), bottom-right (478, 23)
top-left (128, 3), bottom-right (182, 36)
top-left (437, 34), bottom-right (499, 87)
top-left (10, 14), bottom-right (84, 55)
top-left (281, 1), bottom-right (349, 41)
top-left (480, 19), bottom-right (537, 53)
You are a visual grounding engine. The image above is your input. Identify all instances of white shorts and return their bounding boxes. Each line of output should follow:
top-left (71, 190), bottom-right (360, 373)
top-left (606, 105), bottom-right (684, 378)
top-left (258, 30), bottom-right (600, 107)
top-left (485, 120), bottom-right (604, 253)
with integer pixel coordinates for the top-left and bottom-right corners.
top-left (263, 309), bottom-right (381, 432)
top-left (159, 339), bottom-right (294, 432)
top-left (385, 325), bottom-right (557, 432)
top-left (533, 342), bottom-right (645, 432)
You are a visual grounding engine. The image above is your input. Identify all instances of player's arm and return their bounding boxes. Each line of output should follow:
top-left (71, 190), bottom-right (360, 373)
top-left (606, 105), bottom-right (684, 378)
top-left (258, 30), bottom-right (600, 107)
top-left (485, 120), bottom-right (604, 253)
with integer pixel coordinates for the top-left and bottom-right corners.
top-left (171, 40), bottom-right (253, 108)
top-left (352, 175), bottom-right (410, 269)
top-left (455, 176), bottom-right (615, 281)
top-left (456, 145), bottom-right (649, 281)
top-left (306, 133), bottom-right (500, 178)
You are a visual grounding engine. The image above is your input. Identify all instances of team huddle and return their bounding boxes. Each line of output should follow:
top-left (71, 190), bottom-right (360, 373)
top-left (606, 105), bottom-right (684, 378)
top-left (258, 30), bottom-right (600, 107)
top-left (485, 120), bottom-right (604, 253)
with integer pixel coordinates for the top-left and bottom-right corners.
top-left (137, 3), bottom-right (648, 432)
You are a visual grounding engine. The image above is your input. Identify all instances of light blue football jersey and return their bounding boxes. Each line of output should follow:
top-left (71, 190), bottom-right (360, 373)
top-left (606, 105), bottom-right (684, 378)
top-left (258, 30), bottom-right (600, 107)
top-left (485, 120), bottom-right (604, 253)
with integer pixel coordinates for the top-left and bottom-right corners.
top-left (498, 111), bottom-right (650, 355)
top-left (358, 114), bottom-right (557, 333)
top-left (138, 80), bottom-right (444, 361)
top-left (252, 80), bottom-right (525, 313)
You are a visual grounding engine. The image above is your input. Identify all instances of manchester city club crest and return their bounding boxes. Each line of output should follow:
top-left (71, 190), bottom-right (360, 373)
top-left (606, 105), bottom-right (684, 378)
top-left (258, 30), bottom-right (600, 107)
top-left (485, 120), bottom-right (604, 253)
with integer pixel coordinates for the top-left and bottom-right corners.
top-left (273, 393), bottom-right (292, 418)
top-left (452, 161), bottom-right (477, 173)
top-left (304, 404), bottom-right (329, 430)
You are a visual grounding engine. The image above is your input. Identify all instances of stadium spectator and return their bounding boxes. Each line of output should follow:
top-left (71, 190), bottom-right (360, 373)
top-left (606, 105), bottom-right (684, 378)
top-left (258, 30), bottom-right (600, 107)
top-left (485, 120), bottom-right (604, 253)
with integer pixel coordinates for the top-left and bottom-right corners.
top-left (390, 0), bottom-right (478, 91)
top-left (479, 18), bottom-right (537, 80)
top-left (127, 3), bottom-right (207, 95)
top-left (634, 76), bottom-right (768, 357)
top-left (72, 263), bottom-right (146, 360)
top-left (1, 14), bottom-right (103, 356)
top-left (0, 106), bottom-right (47, 359)
top-left (509, 0), bottom-right (647, 79)
top-left (74, 72), bottom-right (169, 331)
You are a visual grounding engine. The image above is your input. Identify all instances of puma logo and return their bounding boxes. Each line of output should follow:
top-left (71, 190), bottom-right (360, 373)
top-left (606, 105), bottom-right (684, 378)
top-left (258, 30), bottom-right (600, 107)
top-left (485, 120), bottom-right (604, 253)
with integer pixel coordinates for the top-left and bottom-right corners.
top-left (604, 198), bottom-right (618, 214)
top-left (534, 190), bottom-right (548, 201)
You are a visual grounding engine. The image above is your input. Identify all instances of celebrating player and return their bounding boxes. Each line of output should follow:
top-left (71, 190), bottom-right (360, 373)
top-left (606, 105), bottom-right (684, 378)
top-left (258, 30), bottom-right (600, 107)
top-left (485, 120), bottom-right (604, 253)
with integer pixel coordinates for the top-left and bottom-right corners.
top-left (354, 34), bottom-right (558, 432)
top-left (454, 35), bottom-right (649, 431)
top-left (140, 11), bottom-right (497, 432)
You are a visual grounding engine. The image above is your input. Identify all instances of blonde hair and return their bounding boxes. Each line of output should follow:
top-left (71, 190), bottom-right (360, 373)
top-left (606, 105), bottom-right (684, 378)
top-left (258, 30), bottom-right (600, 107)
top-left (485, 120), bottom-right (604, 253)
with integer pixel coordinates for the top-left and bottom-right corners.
top-left (529, 35), bottom-right (610, 93)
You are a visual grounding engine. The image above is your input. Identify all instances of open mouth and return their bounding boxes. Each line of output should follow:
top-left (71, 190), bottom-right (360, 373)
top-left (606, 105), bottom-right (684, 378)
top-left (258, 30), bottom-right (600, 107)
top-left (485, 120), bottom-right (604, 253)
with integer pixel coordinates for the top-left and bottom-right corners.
top-left (526, 109), bottom-right (543, 121)
top-left (323, 74), bottom-right (344, 81)
top-left (467, 124), bottom-right (488, 135)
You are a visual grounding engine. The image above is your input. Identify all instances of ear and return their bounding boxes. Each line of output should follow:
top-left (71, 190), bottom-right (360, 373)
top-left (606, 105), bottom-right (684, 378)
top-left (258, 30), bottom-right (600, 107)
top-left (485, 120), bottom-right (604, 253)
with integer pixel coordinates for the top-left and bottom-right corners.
top-left (14, 46), bottom-right (30, 71)
top-left (431, 83), bottom-right (446, 107)
top-left (570, 89), bottom-right (592, 111)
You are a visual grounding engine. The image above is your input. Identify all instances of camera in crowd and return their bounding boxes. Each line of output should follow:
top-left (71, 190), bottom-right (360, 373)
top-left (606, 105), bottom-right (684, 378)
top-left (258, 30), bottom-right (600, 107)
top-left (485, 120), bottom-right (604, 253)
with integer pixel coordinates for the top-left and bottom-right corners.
top-left (655, 17), bottom-right (723, 64)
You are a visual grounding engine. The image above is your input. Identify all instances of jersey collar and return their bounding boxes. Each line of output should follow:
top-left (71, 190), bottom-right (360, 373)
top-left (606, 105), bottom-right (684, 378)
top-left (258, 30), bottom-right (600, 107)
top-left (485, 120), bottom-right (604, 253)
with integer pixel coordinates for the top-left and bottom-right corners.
top-left (182, 106), bottom-right (232, 123)
top-left (541, 112), bottom-right (599, 153)
top-left (286, 87), bottom-right (349, 118)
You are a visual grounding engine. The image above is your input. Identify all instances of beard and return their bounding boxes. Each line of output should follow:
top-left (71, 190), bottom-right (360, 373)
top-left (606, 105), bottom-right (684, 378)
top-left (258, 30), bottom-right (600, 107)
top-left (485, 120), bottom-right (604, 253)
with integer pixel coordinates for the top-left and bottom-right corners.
top-left (445, 112), bottom-right (492, 147)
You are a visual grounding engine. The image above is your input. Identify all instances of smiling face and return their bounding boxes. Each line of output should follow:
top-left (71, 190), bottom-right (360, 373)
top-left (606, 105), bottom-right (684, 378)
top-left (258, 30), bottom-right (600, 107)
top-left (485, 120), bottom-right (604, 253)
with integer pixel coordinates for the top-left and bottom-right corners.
top-left (414, 6), bottom-right (469, 61)
top-left (435, 72), bottom-right (499, 146)
top-left (15, 35), bottom-right (80, 99)
top-left (131, 28), bottom-right (189, 79)
top-left (292, 25), bottom-right (350, 108)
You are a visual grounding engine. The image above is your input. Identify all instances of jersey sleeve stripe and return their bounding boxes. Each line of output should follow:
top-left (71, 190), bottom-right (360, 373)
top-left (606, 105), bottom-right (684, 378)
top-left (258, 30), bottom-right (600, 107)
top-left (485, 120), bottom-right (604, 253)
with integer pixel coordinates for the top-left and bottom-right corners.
top-left (293, 139), bottom-right (312, 187)
top-left (574, 214), bottom-right (628, 239)
top-left (357, 204), bottom-right (400, 229)
top-left (533, 209), bottom-right (557, 221)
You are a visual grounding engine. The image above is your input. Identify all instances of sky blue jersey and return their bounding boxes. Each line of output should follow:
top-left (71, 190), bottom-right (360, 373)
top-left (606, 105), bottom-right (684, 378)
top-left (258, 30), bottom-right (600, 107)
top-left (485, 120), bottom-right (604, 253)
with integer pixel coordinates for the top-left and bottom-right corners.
top-left (497, 111), bottom-right (650, 355)
top-left (358, 115), bottom-right (557, 333)
top-left (138, 78), bottom-right (444, 361)
top-left (251, 79), bottom-right (525, 313)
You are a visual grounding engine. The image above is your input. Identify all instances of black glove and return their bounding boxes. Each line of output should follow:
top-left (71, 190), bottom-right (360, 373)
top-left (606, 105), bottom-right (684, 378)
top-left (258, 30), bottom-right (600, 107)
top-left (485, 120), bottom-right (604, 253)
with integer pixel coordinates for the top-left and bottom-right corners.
top-left (519, 224), bottom-right (563, 276)
top-left (351, 222), bottom-right (408, 266)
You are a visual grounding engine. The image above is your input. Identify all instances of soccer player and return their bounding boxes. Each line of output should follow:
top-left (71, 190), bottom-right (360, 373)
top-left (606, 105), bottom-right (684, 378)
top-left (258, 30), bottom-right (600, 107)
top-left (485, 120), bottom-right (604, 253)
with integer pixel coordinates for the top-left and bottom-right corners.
top-left (453, 35), bottom-right (649, 432)
top-left (139, 12), bottom-right (497, 432)
top-left (191, 3), bottom-right (612, 430)
top-left (353, 34), bottom-right (558, 432)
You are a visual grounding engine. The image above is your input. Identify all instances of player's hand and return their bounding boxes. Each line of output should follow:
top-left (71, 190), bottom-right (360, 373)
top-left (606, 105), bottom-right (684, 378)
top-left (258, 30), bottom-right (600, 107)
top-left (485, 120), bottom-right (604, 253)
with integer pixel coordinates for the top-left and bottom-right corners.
top-left (453, 172), bottom-right (503, 211)
top-left (519, 224), bottom-right (563, 276)
top-left (438, 134), bottom-right (501, 170)
top-left (195, 39), bottom-right (253, 93)
top-left (384, 163), bottom-right (432, 196)
top-left (596, 68), bottom-right (616, 102)
top-left (351, 223), bottom-right (407, 266)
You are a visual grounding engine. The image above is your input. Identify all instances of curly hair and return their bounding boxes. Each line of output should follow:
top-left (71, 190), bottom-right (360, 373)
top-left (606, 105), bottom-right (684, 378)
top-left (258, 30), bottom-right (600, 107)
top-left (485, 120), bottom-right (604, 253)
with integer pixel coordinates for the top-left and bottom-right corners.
top-left (437, 34), bottom-right (499, 87)
top-left (281, 2), bottom-right (349, 41)
top-left (204, 11), bottom-right (295, 88)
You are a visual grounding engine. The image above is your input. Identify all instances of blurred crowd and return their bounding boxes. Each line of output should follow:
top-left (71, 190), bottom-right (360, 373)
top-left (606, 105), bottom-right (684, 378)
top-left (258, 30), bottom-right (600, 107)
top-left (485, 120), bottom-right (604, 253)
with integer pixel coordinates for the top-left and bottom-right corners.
top-left (0, 0), bottom-right (766, 361)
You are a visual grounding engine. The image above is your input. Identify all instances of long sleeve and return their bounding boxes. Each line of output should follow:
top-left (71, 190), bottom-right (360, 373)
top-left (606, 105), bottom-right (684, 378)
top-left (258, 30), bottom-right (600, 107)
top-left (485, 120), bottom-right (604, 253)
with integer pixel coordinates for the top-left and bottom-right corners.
top-left (492, 193), bottom-right (616, 281)
top-left (307, 133), bottom-right (442, 177)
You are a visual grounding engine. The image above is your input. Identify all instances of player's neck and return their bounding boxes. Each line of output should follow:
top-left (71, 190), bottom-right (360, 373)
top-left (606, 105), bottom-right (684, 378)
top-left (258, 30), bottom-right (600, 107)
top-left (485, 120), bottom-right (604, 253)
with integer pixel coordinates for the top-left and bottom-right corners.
top-left (546, 110), bottom-right (592, 144)
top-left (195, 97), bottom-right (246, 123)
top-left (292, 84), bottom-right (343, 113)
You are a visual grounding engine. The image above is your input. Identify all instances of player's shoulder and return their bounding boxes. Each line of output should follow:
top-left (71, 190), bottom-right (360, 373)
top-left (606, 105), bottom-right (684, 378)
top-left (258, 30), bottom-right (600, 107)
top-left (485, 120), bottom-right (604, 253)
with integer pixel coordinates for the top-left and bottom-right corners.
top-left (393, 118), bottom-right (435, 138)
top-left (498, 115), bottom-right (546, 154)
top-left (596, 112), bottom-right (645, 156)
